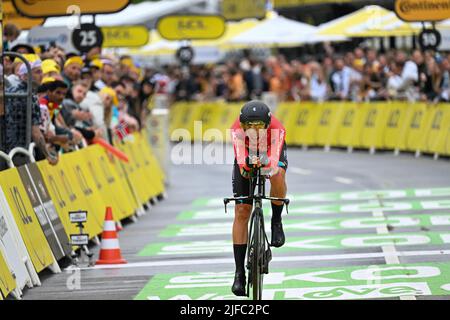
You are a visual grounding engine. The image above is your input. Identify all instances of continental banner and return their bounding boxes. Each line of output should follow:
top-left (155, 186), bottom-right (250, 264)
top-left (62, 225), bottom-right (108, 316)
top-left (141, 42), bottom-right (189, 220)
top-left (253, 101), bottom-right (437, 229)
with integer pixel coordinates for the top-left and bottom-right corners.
top-left (395, 0), bottom-right (450, 22)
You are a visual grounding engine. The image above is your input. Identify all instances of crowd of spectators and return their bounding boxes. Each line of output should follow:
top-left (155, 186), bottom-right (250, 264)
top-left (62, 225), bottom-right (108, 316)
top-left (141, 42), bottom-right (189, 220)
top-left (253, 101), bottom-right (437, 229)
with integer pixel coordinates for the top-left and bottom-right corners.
top-left (1, 23), bottom-right (158, 168)
top-left (159, 47), bottom-right (450, 104)
top-left (2, 21), bottom-right (450, 168)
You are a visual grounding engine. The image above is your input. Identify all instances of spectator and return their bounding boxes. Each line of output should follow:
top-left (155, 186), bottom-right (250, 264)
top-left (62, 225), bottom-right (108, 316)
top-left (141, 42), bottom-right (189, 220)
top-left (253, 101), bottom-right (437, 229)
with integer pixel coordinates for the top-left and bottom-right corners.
top-left (330, 58), bottom-right (351, 100)
top-left (4, 54), bottom-right (58, 166)
top-left (62, 56), bottom-right (84, 88)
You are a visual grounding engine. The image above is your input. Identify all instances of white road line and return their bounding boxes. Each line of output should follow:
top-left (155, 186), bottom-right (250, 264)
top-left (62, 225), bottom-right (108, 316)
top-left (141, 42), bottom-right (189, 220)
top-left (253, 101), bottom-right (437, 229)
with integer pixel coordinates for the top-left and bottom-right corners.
top-left (66, 250), bottom-right (450, 271)
top-left (372, 205), bottom-right (415, 300)
top-left (291, 167), bottom-right (312, 175)
top-left (334, 177), bottom-right (353, 185)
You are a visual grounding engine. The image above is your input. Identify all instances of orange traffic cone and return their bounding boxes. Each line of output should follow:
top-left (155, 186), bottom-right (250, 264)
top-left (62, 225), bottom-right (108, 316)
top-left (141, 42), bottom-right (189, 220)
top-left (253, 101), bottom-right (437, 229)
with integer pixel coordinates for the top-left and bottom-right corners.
top-left (96, 207), bottom-right (127, 265)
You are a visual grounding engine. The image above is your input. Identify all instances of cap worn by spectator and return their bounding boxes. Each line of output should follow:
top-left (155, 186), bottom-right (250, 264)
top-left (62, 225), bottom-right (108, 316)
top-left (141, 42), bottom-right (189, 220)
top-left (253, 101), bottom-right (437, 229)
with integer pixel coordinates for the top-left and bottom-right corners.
top-left (11, 43), bottom-right (36, 54)
top-left (64, 56), bottom-right (85, 69)
top-left (90, 59), bottom-right (104, 70)
top-left (100, 87), bottom-right (119, 106)
top-left (42, 59), bottom-right (61, 75)
top-left (16, 54), bottom-right (42, 75)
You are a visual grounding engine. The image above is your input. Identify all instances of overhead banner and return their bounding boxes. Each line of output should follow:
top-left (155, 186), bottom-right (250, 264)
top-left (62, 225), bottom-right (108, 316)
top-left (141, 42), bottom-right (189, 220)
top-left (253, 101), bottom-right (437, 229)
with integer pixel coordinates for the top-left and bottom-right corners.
top-left (12, 0), bottom-right (130, 18)
top-left (102, 26), bottom-right (149, 48)
top-left (28, 25), bottom-right (148, 52)
top-left (3, 0), bottom-right (45, 30)
top-left (222, 0), bottom-right (266, 21)
top-left (395, 0), bottom-right (450, 22)
top-left (27, 26), bottom-right (77, 52)
top-left (157, 15), bottom-right (226, 41)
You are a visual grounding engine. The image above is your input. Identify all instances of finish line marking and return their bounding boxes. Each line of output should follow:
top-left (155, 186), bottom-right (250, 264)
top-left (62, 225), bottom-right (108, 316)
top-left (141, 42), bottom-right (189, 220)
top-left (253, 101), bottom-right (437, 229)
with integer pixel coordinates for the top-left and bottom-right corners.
top-left (67, 250), bottom-right (450, 271)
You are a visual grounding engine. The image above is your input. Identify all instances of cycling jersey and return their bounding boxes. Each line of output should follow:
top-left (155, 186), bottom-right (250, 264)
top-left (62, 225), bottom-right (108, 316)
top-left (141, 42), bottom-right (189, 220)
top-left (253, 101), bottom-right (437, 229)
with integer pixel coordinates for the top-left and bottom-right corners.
top-left (230, 115), bottom-right (286, 172)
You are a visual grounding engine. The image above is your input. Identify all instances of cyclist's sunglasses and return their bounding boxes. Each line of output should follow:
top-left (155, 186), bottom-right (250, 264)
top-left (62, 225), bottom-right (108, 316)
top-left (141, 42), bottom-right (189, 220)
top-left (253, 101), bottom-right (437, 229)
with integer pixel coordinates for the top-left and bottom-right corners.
top-left (241, 121), bottom-right (267, 131)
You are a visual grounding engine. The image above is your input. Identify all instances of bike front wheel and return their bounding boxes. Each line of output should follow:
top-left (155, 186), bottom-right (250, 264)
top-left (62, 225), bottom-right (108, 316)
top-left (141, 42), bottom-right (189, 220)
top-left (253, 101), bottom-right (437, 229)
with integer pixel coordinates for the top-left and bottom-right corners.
top-left (250, 208), bottom-right (264, 300)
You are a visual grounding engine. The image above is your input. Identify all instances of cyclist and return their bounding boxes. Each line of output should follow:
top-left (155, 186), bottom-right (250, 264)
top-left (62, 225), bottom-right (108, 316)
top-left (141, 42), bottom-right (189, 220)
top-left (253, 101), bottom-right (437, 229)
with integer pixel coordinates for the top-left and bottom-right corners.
top-left (230, 100), bottom-right (288, 296)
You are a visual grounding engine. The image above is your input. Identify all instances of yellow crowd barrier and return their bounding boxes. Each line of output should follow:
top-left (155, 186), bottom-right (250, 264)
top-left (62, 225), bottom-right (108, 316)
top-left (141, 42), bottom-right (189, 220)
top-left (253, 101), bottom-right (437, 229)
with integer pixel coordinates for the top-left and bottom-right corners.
top-left (0, 129), bottom-right (165, 299)
top-left (169, 101), bottom-right (450, 156)
top-left (0, 251), bottom-right (17, 300)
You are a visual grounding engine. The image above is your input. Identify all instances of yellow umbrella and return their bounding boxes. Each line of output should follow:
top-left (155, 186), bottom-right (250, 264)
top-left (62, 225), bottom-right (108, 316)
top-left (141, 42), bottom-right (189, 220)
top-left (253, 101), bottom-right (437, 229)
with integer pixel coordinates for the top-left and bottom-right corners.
top-left (318, 5), bottom-right (393, 36)
top-left (345, 11), bottom-right (424, 37)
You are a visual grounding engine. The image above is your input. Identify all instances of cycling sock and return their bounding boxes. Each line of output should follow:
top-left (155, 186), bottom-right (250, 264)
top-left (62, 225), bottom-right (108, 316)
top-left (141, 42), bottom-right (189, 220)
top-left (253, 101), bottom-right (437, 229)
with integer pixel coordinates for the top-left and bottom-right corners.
top-left (271, 203), bottom-right (284, 223)
top-left (233, 244), bottom-right (247, 275)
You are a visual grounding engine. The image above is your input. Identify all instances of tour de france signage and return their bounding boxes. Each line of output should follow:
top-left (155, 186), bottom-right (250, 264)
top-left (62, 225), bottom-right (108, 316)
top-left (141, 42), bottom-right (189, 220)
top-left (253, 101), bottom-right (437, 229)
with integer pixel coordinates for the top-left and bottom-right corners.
top-left (157, 15), bottom-right (226, 41)
top-left (395, 0), bottom-right (450, 22)
top-left (3, 0), bottom-right (45, 30)
top-left (12, 0), bottom-right (130, 18)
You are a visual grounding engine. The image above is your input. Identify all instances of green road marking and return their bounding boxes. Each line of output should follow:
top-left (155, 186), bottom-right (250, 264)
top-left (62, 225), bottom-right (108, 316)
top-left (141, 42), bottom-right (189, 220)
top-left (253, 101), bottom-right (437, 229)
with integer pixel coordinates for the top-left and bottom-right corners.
top-left (192, 187), bottom-right (450, 207)
top-left (135, 262), bottom-right (450, 300)
top-left (168, 214), bottom-right (450, 237)
top-left (141, 231), bottom-right (450, 256)
top-left (178, 200), bottom-right (450, 220)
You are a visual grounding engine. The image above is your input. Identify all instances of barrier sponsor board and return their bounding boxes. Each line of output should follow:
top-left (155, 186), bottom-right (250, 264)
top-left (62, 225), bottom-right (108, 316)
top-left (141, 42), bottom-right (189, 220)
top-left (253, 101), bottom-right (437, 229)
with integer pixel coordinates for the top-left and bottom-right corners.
top-left (0, 169), bottom-right (54, 274)
top-left (17, 166), bottom-right (68, 260)
top-left (0, 250), bottom-right (16, 299)
top-left (171, 102), bottom-right (450, 156)
top-left (0, 187), bottom-right (37, 292)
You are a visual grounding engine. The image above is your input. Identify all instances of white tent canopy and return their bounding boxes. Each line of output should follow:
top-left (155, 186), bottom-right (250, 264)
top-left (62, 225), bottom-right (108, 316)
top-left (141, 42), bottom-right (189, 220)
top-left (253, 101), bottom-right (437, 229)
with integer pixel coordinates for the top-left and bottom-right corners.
top-left (229, 12), bottom-right (347, 48)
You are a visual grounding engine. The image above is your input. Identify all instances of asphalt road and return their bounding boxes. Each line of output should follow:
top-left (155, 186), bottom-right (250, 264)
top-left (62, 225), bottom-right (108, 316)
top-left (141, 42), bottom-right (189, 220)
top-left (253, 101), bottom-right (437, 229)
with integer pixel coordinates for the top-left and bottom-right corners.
top-left (21, 145), bottom-right (450, 300)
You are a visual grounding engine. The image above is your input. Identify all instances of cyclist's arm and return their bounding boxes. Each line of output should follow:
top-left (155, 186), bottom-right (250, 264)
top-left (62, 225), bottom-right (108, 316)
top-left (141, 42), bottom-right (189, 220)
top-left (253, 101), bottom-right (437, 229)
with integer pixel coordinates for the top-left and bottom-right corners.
top-left (265, 120), bottom-right (286, 171)
top-left (231, 121), bottom-right (251, 174)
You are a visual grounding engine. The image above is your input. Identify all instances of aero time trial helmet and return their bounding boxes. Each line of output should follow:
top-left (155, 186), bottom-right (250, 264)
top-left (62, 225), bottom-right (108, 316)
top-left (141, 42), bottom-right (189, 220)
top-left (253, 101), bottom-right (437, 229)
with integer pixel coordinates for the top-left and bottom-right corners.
top-left (239, 101), bottom-right (271, 130)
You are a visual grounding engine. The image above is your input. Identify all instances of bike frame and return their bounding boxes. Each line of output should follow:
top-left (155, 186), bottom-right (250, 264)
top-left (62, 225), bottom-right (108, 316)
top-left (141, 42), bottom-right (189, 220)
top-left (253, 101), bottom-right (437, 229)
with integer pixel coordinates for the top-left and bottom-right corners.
top-left (224, 166), bottom-right (290, 300)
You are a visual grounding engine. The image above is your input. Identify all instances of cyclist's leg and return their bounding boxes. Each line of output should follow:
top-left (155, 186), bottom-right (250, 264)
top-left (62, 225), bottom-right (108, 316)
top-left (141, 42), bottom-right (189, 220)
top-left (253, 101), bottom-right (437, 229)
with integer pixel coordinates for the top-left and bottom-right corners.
top-left (231, 161), bottom-right (252, 296)
top-left (269, 143), bottom-right (288, 247)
